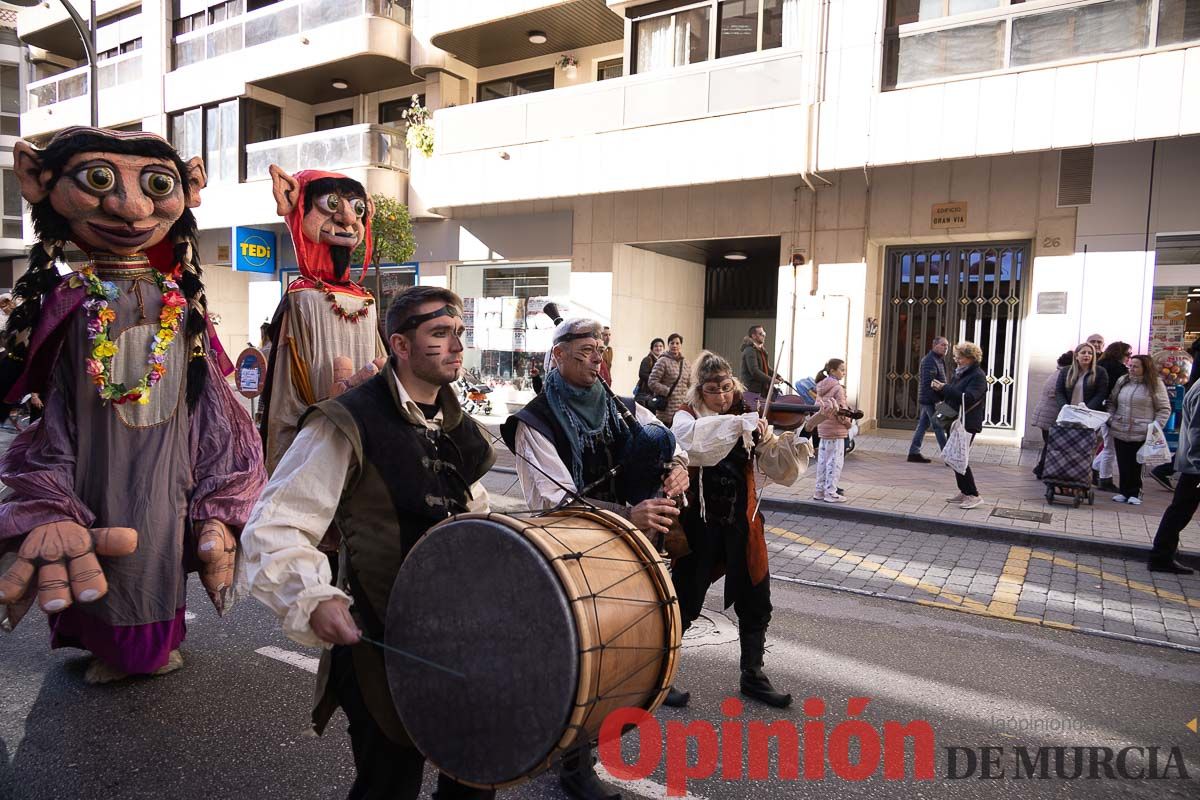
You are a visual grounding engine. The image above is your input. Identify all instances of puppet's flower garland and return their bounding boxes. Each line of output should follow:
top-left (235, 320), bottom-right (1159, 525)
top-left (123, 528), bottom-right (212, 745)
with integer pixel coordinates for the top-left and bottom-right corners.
top-left (70, 266), bottom-right (186, 405)
top-left (314, 280), bottom-right (374, 323)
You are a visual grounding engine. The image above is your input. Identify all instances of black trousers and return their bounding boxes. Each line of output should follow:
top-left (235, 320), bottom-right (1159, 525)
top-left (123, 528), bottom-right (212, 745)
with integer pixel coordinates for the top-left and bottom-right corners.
top-left (953, 434), bottom-right (978, 497)
top-left (1151, 472), bottom-right (1200, 564)
top-left (1035, 429), bottom-right (1049, 477)
top-left (1112, 438), bottom-right (1144, 498)
top-left (331, 646), bottom-right (494, 800)
top-left (672, 524), bottom-right (772, 638)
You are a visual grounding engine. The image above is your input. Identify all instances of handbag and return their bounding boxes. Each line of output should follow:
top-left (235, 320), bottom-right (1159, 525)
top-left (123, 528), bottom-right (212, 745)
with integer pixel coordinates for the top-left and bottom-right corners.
top-left (941, 396), bottom-right (972, 475)
top-left (646, 361), bottom-right (683, 413)
top-left (935, 392), bottom-right (982, 429)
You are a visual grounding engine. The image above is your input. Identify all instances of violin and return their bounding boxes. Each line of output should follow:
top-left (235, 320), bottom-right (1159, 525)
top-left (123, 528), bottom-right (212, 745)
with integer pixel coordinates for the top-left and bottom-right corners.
top-left (744, 383), bottom-right (864, 432)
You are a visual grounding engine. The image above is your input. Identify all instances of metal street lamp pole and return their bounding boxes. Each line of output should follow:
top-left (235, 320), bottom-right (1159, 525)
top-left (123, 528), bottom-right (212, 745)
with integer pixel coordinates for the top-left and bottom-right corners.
top-left (12, 0), bottom-right (99, 126)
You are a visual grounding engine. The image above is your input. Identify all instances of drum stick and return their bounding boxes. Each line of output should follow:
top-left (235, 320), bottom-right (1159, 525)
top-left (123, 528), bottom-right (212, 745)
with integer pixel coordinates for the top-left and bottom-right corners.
top-left (359, 635), bottom-right (467, 680)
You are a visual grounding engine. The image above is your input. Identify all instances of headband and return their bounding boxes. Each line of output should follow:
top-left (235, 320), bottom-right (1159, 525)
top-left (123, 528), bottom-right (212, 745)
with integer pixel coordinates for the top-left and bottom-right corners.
top-left (553, 329), bottom-right (602, 345)
top-left (397, 304), bottom-right (461, 333)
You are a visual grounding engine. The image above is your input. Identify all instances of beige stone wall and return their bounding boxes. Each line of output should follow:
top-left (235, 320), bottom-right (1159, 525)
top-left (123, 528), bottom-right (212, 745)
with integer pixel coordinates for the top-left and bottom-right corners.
top-left (202, 264), bottom-right (252, 361)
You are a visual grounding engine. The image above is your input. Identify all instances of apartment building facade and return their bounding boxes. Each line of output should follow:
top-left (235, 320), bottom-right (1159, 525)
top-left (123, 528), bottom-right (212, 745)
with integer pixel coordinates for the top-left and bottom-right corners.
top-left (14, 0), bottom-right (1200, 442)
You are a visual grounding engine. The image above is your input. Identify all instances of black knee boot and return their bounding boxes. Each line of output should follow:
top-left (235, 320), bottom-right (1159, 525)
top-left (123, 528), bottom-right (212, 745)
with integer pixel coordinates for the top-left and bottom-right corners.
top-left (559, 743), bottom-right (620, 800)
top-left (738, 629), bottom-right (792, 708)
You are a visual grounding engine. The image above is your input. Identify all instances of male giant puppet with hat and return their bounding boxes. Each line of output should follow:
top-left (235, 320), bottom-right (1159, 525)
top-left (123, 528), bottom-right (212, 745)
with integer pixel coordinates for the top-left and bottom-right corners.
top-left (258, 166), bottom-right (387, 473)
top-left (0, 127), bottom-right (266, 683)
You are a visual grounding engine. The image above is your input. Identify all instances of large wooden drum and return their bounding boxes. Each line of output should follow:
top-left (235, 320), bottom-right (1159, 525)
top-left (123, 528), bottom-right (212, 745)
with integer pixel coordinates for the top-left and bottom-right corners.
top-left (384, 508), bottom-right (681, 789)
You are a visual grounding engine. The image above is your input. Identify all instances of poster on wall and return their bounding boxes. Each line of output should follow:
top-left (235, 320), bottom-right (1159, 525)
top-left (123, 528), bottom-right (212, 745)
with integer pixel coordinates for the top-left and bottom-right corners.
top-left (502, 296), bottom-right (525, 330)
top-left (513, 329), bottom-right (526, 352)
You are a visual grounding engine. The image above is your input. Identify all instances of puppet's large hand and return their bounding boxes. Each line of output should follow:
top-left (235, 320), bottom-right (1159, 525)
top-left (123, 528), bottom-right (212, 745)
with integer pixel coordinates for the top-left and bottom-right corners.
top-left (0, 521), bottom-right (138, 627)
top-left (196, 519), bottom-right (237, 615)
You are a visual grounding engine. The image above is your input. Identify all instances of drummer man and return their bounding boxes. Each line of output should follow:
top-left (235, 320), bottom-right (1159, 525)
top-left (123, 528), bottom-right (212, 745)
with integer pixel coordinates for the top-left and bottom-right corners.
top-left (501, 316), bottom-right (689, 800)
top-left (241, 286), bottom-right (495, 800)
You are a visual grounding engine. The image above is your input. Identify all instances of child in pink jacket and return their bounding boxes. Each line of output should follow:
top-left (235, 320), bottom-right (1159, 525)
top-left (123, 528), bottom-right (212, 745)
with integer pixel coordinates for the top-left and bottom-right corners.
top-left (813, 358), bottom-right (853, 502)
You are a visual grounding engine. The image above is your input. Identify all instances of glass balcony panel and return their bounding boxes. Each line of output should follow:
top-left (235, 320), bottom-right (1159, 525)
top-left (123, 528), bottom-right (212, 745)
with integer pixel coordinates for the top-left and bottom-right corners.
top-left (245, 5), bottom-right (299, 47)
top-left (59, 72), bottom-right (88, 101)
top-left (207, 22), bottom-right (243, 59)
top-left (300, 0), bottom-right (360, 30)
top-left (1010, 0), bottom-right (1151, 67)
top-left (98, 62), bottom-right (116, 90)
top-left (29, 83), bottom-right (56, 109)
top-left (1156, 0), bottom-right (1200, 46)
top-left (244, 125), bottom-right (409, 182)
top-left (174, 37), bottom-right (205, 68)
top-left (886, 20), bottom-right (1004, 86)
top-left (117, 55), bottom-right (142, 84)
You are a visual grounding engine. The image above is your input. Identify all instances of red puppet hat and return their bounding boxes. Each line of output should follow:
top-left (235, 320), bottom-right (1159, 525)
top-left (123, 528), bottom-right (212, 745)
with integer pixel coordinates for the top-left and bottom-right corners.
top-left (284, 169), bottom-right (373, 299)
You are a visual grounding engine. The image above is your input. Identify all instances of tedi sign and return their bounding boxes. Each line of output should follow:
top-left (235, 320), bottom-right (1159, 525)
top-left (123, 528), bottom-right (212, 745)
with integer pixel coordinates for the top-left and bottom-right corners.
top-left (235, 227), bottom-right (277, 274)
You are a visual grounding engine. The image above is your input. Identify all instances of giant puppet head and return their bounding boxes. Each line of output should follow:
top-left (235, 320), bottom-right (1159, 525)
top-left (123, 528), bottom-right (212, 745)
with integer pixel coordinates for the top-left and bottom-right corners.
top-left (269, 165), bottom-right (374, 293)
top-left (1, 127), bottom-right (213, 406)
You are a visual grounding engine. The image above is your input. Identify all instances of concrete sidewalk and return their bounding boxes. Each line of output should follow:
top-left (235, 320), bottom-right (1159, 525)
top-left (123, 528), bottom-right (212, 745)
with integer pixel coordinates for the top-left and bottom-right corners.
top-left (485, 427), bottom-right (1200, 562)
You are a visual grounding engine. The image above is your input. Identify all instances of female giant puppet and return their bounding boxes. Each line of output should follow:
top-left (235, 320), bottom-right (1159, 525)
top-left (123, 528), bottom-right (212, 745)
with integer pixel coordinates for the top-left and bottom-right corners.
top-left (258, 166), bottom-right (386, 473)
top-left (0, 128), bottom-right (266, 683)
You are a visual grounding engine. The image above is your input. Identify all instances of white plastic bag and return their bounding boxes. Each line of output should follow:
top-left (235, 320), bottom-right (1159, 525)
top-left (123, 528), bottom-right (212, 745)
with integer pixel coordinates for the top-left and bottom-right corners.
top-left (1056, 404), bottom-right (1110, 430)
top-left (1136, 421), bottom-right (1171, 465)
top-left (942, 416), bottom-right (972, 475)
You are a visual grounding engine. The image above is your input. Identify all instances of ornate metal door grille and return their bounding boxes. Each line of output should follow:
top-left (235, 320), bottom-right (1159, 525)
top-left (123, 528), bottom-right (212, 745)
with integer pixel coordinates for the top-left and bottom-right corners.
top-left (878, 241), bottom-right (1029, 430)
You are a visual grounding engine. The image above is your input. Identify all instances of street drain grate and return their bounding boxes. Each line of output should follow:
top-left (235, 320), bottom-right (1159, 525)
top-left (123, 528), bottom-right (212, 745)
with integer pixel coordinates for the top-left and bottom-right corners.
top-left (991, 507), bottom-right (1053, 524)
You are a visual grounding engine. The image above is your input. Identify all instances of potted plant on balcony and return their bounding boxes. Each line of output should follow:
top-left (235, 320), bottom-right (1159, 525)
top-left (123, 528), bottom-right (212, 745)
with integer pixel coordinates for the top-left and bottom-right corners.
top-left (402, 95), bottom-right (435, 158)
top-left (556, 54), bottom-right (578, 79)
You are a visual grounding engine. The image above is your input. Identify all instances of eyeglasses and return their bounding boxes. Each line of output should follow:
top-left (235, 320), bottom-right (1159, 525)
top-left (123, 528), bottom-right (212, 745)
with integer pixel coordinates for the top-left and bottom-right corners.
top-left (701, 382), bottom-right (736, 395)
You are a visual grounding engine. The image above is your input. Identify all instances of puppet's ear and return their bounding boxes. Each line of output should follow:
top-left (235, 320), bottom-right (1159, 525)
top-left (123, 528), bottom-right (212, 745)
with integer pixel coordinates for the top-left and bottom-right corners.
top-left (269, 164), bottom-right (299, 216)
top-left (365, 194), bottom-right (375, 223)
top-left (184, 157), bottom-right (207, 208)
top-left (13, 141), bottom-right (51, 204)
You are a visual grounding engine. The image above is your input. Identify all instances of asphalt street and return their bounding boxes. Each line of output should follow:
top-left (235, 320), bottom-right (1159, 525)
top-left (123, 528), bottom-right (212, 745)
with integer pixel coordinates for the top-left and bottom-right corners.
top-left (1, 470), bottom-right (1197, 799)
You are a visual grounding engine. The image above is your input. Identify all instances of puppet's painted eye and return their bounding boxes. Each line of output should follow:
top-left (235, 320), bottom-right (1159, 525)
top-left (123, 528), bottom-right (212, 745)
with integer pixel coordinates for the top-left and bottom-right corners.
top-left (351, 198), bottom-right (366, 218)
top-left (78, 166), bottom-right (116, 193)
top-left (317, 193), bottom-right (340, 213)
top-left (141, 171), bottom-right (176, 198)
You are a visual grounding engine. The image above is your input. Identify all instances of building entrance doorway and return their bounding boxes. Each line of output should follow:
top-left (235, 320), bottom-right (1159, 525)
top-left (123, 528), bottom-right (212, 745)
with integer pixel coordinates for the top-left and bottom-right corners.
top-left (878, 241), bottom-right (1030, 431)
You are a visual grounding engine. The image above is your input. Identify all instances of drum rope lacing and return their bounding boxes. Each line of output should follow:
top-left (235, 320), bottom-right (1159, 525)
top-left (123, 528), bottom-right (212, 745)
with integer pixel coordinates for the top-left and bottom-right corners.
top-left (529, 514), bottom-right (682, 713)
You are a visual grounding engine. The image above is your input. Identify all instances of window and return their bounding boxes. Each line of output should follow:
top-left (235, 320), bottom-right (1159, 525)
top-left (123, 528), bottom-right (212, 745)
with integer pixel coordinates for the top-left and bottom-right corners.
top-left (482, 266), bottom-right (550, 298)
top-left (315, 109), bottom-right (354, 131)
top-left (631, 0), bottom-right (803, 74)
top-left (379, 94), bottom-right (424, 124)
top-left (209, 0), bottom-right (244, 24)
top-left (121, 38), bottom-right (143, 53)
top-left (888, 0), bottom-right (1019, 26)
top-left (173, 11), bottom-right (205, 36)
top-left (1, 168), bottom-right (21, 240)
top-left (477, 70), bottom-right (554, 102)
top-left (1, 65), bottom-right (18, 135)
top-left (597, 57), bottom-right (623, 80)
top-left (169, 98), bottom-right (280, 184)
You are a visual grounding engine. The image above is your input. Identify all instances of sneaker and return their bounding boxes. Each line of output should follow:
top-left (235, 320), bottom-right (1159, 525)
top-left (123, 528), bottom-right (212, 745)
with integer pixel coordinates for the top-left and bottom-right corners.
top-left (959, 496), bottom-right (982, 509)
top-left (1126, 496), bottom-right (1142, 506)
top-left (811, 494), bottom-right (826, 502)
top-left (823, 495), bottom-right (848, 503)
top-left (1148, 560), bottom-right (1195, 575)
top-left (1112, 495), bottom-right (1127, 503)
top-left (1149, 470), bottom-right (1175, 492)
top-left (907, 453), bottom-right (931, 463)
top-left (945, 493), bottom-right (965, 503)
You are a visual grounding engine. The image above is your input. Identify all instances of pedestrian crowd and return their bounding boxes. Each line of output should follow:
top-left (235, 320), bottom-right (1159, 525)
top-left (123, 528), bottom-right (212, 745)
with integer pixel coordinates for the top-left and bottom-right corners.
top-left (907, 330), bottom-right (1195, 575)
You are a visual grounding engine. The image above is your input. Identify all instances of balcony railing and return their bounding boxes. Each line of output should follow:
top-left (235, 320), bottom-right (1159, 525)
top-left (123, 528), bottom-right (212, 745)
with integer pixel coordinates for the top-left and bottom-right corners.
top-left (173, 0), bottom-right (409, 69)
top-left (436, 49), bottom-right (807, 155)
top-left (885, 0), bottom-right (1200, 89)
top-left (244, 123), bottom-right (409, 181)
top-left (27, 52), bottom-right (143, 109)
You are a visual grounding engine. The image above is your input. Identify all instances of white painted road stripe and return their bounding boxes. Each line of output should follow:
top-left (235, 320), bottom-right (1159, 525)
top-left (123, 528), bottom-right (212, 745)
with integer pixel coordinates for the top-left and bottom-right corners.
top-left (255, 645), bottom-right (320, 674)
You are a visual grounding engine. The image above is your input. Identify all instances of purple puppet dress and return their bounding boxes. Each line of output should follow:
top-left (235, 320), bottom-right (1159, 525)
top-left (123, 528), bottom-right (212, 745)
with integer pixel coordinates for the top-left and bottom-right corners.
top-left (0, 255), bottom-right (265, 673)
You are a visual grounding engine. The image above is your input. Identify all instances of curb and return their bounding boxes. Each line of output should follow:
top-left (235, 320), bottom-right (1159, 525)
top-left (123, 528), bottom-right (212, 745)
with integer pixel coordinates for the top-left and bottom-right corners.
top-left (487, 465), bottom-right (1200, 566)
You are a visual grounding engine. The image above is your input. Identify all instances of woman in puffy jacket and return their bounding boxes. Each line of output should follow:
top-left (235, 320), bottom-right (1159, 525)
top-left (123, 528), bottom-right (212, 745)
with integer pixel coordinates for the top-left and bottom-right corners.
top-left (933, 342), bottom-right (988, 509)
top-left (647, 333), bottom-right (691, 425)
top-left (1031, 351), bottom-right (1074, 479)
top-left (1056, 342), bottom-right (1109, 411)
top-left (812, 358), bottom-right (852, 503)
top-left (1106, 354), bottom-right (1170, 505)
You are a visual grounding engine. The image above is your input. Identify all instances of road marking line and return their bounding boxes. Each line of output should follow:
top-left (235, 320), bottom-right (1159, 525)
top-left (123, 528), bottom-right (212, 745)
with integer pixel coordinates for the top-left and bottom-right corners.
top-left (768, 525), bottom-right (990, 612)
top-left (256, 645), bottom-right (320, 674)
top-left (989, 545), bottom-right (1030, 615)
top-left (1028, 551), bottom-right (1200, 609)
top-left (595, 764), bottom-right (709, 800)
